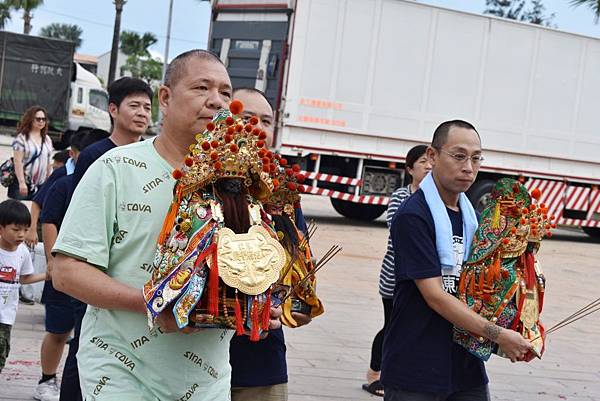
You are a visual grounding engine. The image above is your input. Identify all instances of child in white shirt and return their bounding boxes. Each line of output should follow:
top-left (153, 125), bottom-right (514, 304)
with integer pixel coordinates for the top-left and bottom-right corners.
top-left (0, 199), bottom-right (48, 373)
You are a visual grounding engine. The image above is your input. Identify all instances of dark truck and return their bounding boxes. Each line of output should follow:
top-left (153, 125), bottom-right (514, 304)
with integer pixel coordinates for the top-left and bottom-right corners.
top-left (0, 31), bottom-right (110, 147)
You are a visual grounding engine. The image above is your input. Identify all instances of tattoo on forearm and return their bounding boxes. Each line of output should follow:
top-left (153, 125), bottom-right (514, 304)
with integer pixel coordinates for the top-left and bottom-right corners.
top-left (484, 323), bottom-right (501, 341)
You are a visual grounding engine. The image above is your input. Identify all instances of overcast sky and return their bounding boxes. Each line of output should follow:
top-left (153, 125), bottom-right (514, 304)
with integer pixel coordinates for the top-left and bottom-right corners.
top-left (2, 0), bottom-right (599, 60)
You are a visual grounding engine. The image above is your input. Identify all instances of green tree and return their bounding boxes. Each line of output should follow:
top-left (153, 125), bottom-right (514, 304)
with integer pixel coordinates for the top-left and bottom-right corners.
top-left (39, 23), bottom-right (83, 50)
top-left (119, 30), bottom-right (162, 84)
top-left (6, 0), bottom-right (44, 34)
top-left (0, 3), bottom-right (12, 30)
top-left (569, 0), bottom-right (600, 23)
top-left (484, 0), bottom-right (556, 27)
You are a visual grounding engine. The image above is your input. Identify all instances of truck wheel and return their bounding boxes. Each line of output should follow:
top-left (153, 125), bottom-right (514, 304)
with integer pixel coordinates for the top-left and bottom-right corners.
top-left (582, 227), bottom-right (600, 239)
top-left (467, 180), bottom-right (496, 213)
top-left (330, 198), bottom-right (386, 221)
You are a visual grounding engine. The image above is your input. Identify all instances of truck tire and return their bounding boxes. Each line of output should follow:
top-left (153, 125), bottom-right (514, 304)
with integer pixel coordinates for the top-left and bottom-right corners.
top-left (330, 198), bottom-right (386, 221)
top-left (582, 227), bottom-right (600, 239)
top-left (467, 180), bottom-right (496, 214)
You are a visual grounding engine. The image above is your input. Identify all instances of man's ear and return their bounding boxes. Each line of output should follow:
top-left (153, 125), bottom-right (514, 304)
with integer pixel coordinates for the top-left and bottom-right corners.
top-left (108, 103), bottom-right (118, 120)
top-left (158, 85), bottom-right (171, 116)
top-left (426, 146), bottom-right (437, 167)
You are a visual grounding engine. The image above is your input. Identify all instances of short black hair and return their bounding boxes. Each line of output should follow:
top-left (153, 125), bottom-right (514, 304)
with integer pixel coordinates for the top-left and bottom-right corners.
top-left (108, 77), bottom-right (153, 108)
top-left (79, 129), bottom-right (110, 151)
top-left (233, 87), bottom-right (273, 112)
top-left (52, 150), bottom-right (70, 164)
top-left (164, 49), bottom-right (223, 88)
top-left (0, 199), bottom-right (31, 227)
top-left (431, 120), bottom-right (479, 149)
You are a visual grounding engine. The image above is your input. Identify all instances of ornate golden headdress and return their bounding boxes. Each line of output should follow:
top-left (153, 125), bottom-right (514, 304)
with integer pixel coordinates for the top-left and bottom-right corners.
top-left (267, 158), bottom-right (307, 217)
top-left (172, 100), bottom-right (279, 201)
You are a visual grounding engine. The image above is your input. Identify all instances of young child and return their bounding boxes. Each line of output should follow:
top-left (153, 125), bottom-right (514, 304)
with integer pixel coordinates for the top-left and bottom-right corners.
top-left (0, 199), bottom-right (49, 373)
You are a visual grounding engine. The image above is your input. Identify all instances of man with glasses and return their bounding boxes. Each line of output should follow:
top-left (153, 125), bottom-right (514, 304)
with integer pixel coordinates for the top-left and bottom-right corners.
top-left (380, 120), bottom-right (532, 401)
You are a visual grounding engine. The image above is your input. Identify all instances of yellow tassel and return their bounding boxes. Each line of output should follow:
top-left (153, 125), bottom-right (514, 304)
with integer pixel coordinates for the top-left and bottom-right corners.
top-left (492, 202), bottom-right (501, 229)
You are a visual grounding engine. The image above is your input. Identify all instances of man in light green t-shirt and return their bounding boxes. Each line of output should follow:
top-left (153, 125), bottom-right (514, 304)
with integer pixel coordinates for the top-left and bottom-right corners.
top-left (52, 50), bottom-right (281, 400)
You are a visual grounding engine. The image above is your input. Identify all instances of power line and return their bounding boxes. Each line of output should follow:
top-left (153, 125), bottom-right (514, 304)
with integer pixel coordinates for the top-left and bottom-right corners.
top-left (38, 8), bottom-right (207, 46)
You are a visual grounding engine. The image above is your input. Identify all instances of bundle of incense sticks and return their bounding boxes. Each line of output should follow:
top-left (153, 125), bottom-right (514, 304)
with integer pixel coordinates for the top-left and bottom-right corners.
top-left (530, 296), bottom-right (600, 342)
top-left (281, 244), bottom-right (343, 303)
top-left (299, 220), bottom-right (318, 249)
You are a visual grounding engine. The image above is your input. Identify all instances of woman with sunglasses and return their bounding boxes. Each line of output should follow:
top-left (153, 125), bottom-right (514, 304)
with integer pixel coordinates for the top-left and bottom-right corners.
top-left (10, 106), bottom-right (54, 200)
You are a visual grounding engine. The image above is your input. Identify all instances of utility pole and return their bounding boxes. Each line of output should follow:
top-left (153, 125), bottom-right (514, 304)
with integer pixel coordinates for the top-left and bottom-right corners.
top-left (161, 0), bottom-right (174, 84)
top-left (108, 0), bottom-right (127, 85)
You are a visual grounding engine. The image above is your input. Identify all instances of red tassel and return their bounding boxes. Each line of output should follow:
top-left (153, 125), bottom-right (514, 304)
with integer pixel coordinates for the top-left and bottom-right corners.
top-left (234, 291), bottom-right (244, 336)
top-left (468, 273), bottom-right (475, 295)
top-left (207, 243), bottom-right (219, 316)
top-left (525, 252), bottom-right (536, 290)
top-left (157, 189), bottom-right (182, 245)
top-left (538, 290), bottom-right (544, 313)
top-left (250, 300), bottom-right (260, 342)
top-left (261, 290), bottom-right (271, 331)
top-left (478, 269), bottom-right (485, 292)
top-left (511, 294), bottom-right (526, 330)
top-left (459, 273), bottom-right (466, 295)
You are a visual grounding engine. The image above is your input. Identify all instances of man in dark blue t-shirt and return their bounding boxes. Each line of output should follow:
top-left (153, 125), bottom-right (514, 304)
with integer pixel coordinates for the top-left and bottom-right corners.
top-left (229, 88), bottom-right (313, 401)
top-left (57, 77), bottom-right (153, 401)
top-left (381, 121), bottom-right (532, 401)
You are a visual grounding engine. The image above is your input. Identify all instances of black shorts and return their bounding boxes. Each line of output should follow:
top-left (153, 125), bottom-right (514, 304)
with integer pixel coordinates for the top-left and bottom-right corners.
top-left (45, 302), bottom-right (75, 334)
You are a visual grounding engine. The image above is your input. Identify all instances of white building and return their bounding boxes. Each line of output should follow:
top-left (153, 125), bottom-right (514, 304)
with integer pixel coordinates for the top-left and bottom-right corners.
top-left (97, 48), bottom-right (130, 86)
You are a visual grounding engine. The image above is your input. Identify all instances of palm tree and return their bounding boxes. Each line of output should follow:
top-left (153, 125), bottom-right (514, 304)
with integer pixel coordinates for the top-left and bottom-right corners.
top-left (39, 23), bottom-right (83, 50)
top-left (0, 3), bottom-right (12, 30)
top-left (570, 0), bottom-right (600, 23)
top-left (6, 0), bottom-right (44, 34)
top-left (120, 31), bottom-right (158, 58)
top-left (108, 0), bottom-right (127, 85)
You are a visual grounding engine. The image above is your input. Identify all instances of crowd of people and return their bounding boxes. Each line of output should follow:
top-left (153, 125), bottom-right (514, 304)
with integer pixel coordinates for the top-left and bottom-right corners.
top-left (0, 48), bottom-right (534, 401)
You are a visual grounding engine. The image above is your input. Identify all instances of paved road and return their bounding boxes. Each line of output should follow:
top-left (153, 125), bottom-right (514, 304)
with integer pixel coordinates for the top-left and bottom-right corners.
top-left (0, 137), bottom-right (599, 400)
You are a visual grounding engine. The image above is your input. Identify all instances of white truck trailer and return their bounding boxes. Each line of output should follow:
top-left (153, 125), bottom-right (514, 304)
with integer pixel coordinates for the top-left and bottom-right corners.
top-left (208, 0), bottom-right (600, 237)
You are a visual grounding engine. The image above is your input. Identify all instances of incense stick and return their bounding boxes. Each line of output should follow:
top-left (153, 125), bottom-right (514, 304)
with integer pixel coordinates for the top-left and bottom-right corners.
top-left (529, 296), bottom-right (600, 342)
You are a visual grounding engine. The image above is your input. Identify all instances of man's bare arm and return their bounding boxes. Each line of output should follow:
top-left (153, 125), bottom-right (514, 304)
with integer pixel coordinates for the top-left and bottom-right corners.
top-left (415, 276), bottom-right (531, 361)
top-left (52, 253), bottom-right (146, 314)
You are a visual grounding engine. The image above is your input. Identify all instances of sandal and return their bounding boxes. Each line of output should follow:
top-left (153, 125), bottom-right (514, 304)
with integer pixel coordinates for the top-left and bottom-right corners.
top-left (362, 380), bottom-right (384, 397)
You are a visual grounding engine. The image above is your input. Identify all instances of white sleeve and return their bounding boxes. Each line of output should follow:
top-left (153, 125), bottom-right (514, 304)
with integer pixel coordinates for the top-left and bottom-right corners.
top-left (19, 245), bottom-right (35, 276)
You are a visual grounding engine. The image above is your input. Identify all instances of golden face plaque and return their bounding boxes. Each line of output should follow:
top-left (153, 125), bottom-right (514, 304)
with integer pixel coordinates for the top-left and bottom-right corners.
top-left (216, 225), bottom-right (285, 295)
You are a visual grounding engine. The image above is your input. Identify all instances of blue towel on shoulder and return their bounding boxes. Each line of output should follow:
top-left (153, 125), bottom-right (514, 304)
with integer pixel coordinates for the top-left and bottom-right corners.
top-left (419, 173), bottom-right (478, 269)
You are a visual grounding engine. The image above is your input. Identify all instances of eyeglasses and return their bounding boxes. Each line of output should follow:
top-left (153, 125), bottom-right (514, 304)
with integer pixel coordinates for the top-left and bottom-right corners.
top-left (35, 117), bottom-right (47, 122)
top-left (437, 148), bottom-right (484, 165)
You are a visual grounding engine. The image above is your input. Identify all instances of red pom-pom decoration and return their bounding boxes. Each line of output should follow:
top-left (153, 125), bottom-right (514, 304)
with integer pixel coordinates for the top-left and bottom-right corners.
top-left (252, 128), bottom-right (261, 136)
top-left (269, 163), bottom-right (277, 173)
top-left (224, 134), bottom-right (233, 143)
top-left (279, 158), bottom-right (288, 166)
top-left (249, 116), bottom-right (259, 125)
top-left (298, 184), bottom-right (306, 193)
top-left (266, 151), bottom-right (273, 159)
top-left (184, 157), bottom-right (194, 167)
top-left (531, 204), bottom-right (537, 210)
top-left (235, 124), bottom-right (243, 132)
top-left (272, 178), bottom-right (279, 189)
top-left (286, 182), bottom-right (297, 191)
top-left (258, 131), bottom-right (267, 140)
top-left (292, 164), bottom-right (301, 172)
top-left (257, 140), bottom-right (265, 148)
top-left (229, 100), bottom-right (243, 115)
top-left (531, 188), bottom-right (542, 201)
top-left (201, 141), bottom-right (211, 151)
top-left (225, 116), bottom-right (235, 126)
top-left (244, 124), bottom-right (253, 133)
top-left (262, 157), bottom-right (270, 165)
top-left (206, 122), bottom-right (216, 131)
top-left (258, 149), bottom-right (267, 158)
top-left (285, 168), bottom-right (293, 176)
top-left (262, 164), bottom-right (270, 173)
top-left (211, 140), bottom-right (219, 149)
top-left (226, 126), bottom-right (235, 135)
top-left (172, 169), bottom-right (183, 180)
top-left (214, 161), bottom-right (222, 170)
top-left (230, 144), bottom-right (239, 153)
top-left (502, 238), bottom-right (510, 245)
top-left (546, 231), bottom-right (552, 237)
top-left (210, 152), bottom-right (219, 161)
top-left (296, 173), bottom-right (306, 183)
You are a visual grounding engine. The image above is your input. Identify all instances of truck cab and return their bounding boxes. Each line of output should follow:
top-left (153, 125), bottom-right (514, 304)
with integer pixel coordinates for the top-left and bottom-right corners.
top-left (65, 62), bottom-right (111, 143)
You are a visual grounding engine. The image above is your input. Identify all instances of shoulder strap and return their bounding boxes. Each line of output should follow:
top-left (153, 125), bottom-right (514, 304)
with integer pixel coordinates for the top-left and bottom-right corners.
top-left (23, 138), bottom-right (44, 169)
